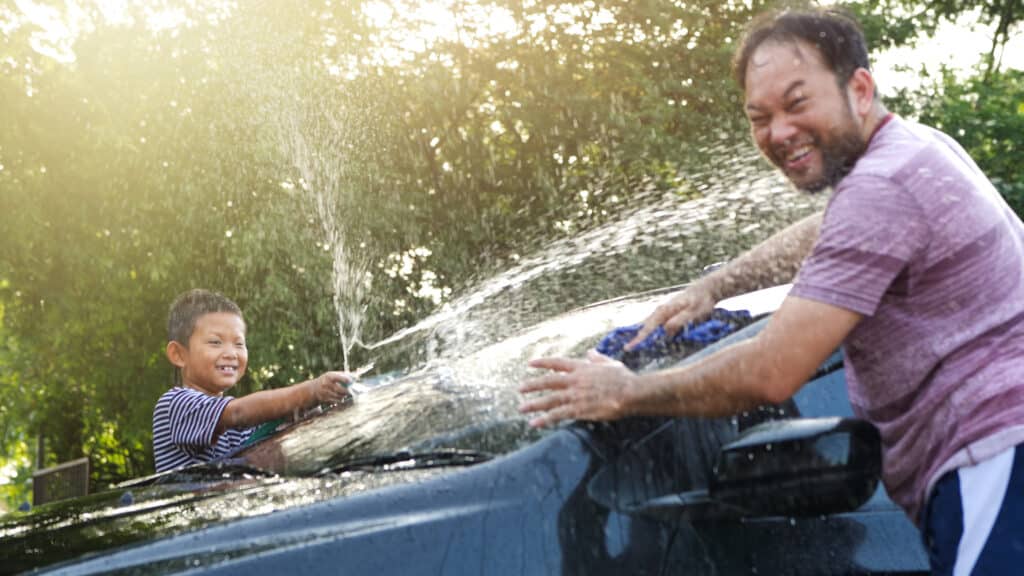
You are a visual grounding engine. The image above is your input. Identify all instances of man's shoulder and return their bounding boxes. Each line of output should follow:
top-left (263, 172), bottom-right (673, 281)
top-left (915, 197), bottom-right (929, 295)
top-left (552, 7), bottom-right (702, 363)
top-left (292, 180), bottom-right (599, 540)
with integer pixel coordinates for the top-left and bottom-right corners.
top-left (854, 117), bottom-right (964, 179)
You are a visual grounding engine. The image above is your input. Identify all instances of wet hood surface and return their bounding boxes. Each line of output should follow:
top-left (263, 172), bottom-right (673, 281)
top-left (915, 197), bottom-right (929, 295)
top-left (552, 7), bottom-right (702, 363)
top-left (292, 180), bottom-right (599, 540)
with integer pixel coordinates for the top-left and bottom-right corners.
top-left (1, 465), bottom-right (450, 573)
top-left (1, 289), bottom-right (675, 573)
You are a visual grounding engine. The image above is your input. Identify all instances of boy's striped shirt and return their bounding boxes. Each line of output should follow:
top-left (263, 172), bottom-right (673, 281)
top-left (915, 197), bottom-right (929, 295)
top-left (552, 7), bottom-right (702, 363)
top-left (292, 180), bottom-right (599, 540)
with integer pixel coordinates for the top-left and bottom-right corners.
top-left (152, 387), bottom-right (253, 473)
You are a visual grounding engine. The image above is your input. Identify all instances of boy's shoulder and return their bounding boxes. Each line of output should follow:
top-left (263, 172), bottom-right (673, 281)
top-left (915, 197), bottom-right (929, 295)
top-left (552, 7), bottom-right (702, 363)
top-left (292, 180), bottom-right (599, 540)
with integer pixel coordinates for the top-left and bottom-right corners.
top-left (154, 386), bottom-right (231, 416)
top-left (156, 386), bottom-right (199, 405)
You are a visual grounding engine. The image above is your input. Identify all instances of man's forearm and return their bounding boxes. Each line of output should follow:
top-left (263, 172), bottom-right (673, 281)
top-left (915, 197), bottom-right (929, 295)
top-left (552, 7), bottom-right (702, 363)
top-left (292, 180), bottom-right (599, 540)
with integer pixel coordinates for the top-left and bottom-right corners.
top-left (624, 339), bottom-right (777, 418)
top-left (698, 211), bottom-right (822, 301)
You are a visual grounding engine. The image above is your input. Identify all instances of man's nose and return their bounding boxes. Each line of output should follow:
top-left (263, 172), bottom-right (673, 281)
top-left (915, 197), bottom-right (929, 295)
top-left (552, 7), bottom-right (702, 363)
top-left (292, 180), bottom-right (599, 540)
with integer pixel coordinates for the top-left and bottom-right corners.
top-left (769, 116), bottom-right (798, 146)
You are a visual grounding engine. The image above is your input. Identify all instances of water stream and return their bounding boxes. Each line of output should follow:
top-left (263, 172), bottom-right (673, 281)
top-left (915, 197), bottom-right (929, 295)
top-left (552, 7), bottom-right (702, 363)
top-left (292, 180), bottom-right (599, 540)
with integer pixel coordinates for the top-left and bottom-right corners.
top-left (360, 146), bottom-right (825, 376)
top-left (277, 98), bottom-right (374, 373)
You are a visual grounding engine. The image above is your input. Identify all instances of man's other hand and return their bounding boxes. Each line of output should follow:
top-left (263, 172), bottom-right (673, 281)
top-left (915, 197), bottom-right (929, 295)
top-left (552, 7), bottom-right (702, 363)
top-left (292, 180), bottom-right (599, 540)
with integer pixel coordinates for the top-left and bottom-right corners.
top-left (624, 284), bottom-right (716, 351)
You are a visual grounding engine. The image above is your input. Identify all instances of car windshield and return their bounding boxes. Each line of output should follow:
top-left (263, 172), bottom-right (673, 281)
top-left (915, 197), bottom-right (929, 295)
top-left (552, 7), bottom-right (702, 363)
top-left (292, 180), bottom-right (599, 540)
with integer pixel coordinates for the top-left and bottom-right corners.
top-left (234, 290), bottom-right (682, 476)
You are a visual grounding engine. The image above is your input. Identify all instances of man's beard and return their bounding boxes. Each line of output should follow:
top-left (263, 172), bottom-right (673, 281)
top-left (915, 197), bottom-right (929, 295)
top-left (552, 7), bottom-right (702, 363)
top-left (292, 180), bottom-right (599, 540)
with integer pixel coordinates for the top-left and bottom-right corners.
top-left (804, 126), bottom-right (866, 193)
top-left (772, 113), bottom-right (867, 194)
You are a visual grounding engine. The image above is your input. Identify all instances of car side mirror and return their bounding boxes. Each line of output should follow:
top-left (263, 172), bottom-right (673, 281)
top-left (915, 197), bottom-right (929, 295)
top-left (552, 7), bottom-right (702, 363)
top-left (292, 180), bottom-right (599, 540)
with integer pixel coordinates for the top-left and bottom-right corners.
top-left (709, 417), bottom-right (881, 517)
top-left (588, 417), bottom-right (882, 521)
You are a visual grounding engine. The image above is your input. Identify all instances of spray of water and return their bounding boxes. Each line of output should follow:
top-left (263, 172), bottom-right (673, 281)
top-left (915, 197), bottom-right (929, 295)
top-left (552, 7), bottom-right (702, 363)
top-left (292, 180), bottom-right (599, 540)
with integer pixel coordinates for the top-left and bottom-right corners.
top-left (277, 95), bottom-right (372, 373)
top-left (363, 141), bottom-right (826, 374)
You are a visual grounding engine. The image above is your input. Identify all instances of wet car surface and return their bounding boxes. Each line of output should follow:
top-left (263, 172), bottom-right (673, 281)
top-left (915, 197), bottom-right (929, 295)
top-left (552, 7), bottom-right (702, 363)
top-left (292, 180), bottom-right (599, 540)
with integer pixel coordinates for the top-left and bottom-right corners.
top-left (1, 286), bottom-right (931, 575)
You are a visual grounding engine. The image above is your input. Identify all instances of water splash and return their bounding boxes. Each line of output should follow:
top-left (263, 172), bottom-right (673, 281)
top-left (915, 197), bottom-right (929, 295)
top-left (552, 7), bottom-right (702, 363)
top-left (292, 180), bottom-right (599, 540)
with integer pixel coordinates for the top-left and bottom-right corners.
top-left (277, 93), bottom-right (373, 372)
top-left (363, 142), bottom-right (825, 373)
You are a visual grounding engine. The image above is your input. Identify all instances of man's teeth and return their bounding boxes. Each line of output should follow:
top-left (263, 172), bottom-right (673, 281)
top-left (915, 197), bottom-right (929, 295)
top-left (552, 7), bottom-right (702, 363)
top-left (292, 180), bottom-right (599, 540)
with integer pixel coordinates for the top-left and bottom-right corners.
top-left (787, 146), bottom-right (812, 162)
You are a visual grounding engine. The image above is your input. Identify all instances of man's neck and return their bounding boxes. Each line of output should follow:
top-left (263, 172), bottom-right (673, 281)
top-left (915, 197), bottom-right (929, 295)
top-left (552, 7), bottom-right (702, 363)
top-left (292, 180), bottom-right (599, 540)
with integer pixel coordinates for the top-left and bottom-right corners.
top-left (861, 105), bottom-right (892, 143)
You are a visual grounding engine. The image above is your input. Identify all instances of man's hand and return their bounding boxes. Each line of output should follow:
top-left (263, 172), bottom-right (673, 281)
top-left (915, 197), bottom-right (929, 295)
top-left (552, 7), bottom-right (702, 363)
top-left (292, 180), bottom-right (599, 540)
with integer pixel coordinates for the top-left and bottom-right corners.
top-left (309, 371), bottom-right (355, 404)
top-left (624, 284), bottom-right (716, 350)
top-left (518, 350), bottom-right (638, 428)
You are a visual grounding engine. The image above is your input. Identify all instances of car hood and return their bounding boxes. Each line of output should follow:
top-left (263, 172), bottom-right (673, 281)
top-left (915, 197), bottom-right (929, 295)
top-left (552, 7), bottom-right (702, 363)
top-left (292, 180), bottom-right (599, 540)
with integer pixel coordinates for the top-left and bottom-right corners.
top-left (1, 285), bottom-right (786, 574)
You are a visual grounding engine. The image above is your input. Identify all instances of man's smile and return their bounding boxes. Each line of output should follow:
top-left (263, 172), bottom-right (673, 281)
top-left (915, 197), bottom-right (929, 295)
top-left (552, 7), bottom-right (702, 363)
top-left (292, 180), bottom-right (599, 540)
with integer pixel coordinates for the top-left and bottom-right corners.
top-left (784, 144), bottom-right (814, 169)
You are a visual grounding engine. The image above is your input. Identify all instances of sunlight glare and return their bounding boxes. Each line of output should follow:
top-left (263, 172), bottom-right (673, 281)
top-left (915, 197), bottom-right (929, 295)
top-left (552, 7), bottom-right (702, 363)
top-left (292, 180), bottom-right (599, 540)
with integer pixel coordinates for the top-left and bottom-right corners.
top-left (13, 0), bottom-right (84, 63)
top-left (361, 0), bottom-right (518, 65)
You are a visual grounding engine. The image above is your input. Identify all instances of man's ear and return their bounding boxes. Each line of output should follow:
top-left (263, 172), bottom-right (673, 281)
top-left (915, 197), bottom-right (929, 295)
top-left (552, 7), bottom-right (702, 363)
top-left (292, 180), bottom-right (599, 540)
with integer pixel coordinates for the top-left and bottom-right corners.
top-left (166, 341), bottom-right (188, 368)
top-left (846, 68), bottom-right (876, 118)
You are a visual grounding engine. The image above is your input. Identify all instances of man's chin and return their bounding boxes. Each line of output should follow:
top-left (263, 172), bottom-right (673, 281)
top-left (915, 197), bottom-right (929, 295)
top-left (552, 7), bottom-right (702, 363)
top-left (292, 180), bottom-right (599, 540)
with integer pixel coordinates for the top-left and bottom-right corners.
top-left (783, 170), bottom-right (830, 194)
top-left (793, 178), bottom-right (831, 194)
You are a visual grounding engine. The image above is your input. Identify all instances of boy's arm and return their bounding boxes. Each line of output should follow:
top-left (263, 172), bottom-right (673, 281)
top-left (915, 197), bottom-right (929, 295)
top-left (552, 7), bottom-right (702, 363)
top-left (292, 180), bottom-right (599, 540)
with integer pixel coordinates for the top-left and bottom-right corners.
top-left (626, 211), bottom-right (822, 349)
top-left (216, 371), bottom-right (353, 435)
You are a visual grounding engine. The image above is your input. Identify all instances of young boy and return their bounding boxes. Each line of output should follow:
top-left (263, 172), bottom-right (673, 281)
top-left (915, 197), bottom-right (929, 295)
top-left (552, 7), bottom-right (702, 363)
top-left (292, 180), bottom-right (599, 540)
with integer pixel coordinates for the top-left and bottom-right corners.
top-left (152, 289), bottom-right (353, 472)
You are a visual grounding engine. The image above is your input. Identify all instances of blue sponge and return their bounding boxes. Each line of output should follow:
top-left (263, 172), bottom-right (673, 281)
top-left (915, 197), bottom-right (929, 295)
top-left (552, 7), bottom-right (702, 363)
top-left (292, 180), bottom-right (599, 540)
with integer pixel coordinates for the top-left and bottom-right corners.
top-left (596, 309), bottom-right (752, 369)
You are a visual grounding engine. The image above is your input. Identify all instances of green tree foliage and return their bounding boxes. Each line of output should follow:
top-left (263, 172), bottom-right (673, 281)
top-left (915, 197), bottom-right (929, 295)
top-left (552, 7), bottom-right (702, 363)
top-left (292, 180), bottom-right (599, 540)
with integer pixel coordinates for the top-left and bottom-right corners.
top-left (847, 0), bottom-right (1022, 77)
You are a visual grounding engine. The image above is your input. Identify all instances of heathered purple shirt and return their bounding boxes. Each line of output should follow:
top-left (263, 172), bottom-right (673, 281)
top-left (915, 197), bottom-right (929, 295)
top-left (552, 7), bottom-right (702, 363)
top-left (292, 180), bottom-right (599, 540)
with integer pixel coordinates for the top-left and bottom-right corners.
top-left (791, 116), bottom-right (1024, 523)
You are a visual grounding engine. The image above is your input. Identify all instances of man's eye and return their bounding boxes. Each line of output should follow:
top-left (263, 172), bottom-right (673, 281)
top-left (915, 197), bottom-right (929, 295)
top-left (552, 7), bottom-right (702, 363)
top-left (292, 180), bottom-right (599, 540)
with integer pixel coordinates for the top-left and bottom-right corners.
top-left (208, 340), bottom-right (221, 345)
top-left (787, 97), bottom-right (806, 111)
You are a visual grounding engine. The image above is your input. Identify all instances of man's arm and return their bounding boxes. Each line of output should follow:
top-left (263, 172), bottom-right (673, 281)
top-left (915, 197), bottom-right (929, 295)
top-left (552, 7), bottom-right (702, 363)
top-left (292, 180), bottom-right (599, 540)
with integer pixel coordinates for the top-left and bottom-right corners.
top-left (703, 210), bottom-right (823, 301)
top-left (627, 211), bottom-right (823, 349)
top-left (520, 295), bottom-right (859, 426)
top-left (216, 371), bottom-right (352, 435)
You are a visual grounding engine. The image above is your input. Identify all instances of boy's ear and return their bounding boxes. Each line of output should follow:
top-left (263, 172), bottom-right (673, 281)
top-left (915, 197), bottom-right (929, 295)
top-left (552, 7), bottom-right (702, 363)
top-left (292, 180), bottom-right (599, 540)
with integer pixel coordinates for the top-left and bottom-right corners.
top-left (166, 341), bottom-right (188, 368)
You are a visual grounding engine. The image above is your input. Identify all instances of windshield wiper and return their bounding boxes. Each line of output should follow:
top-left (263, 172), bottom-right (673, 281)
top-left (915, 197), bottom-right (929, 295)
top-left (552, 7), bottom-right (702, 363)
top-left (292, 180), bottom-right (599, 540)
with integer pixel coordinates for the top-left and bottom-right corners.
top-left (322, 449), bottom-right (492, 475)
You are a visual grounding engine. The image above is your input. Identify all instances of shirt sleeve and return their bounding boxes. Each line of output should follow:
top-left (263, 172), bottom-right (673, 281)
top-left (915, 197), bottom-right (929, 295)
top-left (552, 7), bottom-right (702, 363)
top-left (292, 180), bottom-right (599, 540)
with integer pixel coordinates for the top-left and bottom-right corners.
top-left (166, 388), bottom-right (234, 447)
top-left (791, 174), bottom-right (931, 316)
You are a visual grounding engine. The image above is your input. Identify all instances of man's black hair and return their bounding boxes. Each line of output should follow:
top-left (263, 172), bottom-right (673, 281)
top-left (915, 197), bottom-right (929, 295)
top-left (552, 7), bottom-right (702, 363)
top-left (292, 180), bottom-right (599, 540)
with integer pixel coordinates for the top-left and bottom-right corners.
top-left (733, 7), bottom-right (871, 91)
top-left (167, 288), bottom-right (243, 345)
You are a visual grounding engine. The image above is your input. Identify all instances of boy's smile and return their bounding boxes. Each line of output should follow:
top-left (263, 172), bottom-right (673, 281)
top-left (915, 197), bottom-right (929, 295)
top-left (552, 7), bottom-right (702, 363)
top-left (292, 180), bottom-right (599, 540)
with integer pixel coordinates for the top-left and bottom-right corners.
top-left (172, 312), bottom-right (248, 396)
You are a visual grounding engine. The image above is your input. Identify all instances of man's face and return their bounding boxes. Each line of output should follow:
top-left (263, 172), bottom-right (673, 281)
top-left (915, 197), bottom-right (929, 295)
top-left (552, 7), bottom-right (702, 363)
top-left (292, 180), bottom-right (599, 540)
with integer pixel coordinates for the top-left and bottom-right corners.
top-left (179, 312), bottom-right (248, 396)
top-left (743, 39), bottom-right (866, 193)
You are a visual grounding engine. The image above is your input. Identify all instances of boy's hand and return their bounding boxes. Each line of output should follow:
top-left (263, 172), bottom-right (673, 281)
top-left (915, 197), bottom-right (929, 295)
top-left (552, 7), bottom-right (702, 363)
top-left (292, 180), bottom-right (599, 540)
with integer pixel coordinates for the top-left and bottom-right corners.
top-left (310, 371), bottom-right (355, 404)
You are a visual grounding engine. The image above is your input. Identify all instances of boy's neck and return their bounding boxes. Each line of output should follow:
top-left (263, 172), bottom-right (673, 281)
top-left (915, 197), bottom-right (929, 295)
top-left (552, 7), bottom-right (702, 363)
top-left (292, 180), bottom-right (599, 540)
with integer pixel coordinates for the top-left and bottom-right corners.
top-left (182, 382), bottom-right (223, 397)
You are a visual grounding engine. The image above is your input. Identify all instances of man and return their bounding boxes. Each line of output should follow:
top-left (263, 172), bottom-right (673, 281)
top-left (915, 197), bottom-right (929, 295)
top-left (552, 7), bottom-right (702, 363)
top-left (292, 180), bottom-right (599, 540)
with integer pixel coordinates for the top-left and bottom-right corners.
top-left (519, 8), bottom-right (1024, 574)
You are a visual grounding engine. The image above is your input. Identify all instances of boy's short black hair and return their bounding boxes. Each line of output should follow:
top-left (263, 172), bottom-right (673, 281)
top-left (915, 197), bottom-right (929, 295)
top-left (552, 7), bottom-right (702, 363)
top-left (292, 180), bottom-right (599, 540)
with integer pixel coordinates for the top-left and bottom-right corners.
top-left (167, 289), bottom-right (243, 346)
top-left (733, 7), bottom-right (871, 91)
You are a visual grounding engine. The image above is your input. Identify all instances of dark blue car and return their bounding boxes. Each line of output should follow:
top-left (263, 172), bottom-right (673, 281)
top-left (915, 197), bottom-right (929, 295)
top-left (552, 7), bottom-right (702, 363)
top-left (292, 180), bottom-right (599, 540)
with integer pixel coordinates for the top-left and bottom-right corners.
top-left (1, 285), bottom-right (930, 574)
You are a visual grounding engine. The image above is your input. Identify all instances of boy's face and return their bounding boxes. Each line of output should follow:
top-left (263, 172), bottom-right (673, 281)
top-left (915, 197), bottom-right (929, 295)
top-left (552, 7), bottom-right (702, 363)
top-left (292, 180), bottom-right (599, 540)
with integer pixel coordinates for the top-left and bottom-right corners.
top-left (168, 312), bottom-right (248, 396)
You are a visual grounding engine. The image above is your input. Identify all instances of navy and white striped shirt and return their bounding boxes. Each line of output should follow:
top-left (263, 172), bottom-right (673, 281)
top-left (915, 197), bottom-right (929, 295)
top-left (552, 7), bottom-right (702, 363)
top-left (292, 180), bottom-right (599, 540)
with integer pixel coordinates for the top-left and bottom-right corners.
top-left (152, 387), bottom-right (253, 473)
